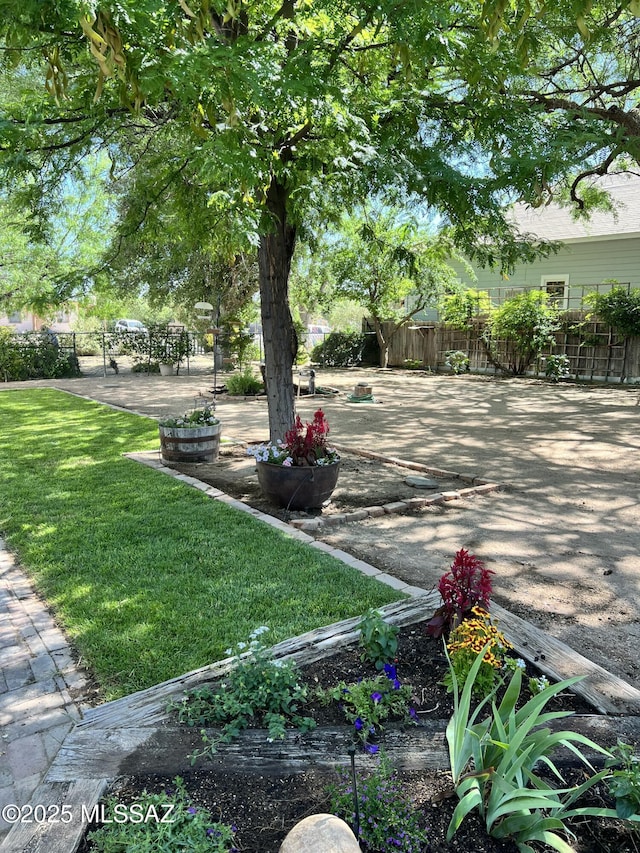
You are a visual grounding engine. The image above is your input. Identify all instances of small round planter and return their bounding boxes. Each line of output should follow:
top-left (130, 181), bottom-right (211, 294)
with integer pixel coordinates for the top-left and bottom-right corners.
top-left (159, 422), bottom-right (221, 463)
top-left (256, 460), bottom-right (340, 510)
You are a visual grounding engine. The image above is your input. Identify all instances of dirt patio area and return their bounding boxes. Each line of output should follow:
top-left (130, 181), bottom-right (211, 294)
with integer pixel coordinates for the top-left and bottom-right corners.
top-left (9, 361), bottom-right (640, 690)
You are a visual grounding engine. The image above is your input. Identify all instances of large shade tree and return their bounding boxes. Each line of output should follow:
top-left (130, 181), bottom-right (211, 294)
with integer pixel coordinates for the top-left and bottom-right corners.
top-left (2, 0), bottom-right (640, 437)
top-left (325, 208), bottom-right (463, 368)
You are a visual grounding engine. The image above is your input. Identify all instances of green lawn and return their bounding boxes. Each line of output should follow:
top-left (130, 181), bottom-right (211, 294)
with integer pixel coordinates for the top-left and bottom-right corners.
top-left (0, 389), bottom-right (401, 700)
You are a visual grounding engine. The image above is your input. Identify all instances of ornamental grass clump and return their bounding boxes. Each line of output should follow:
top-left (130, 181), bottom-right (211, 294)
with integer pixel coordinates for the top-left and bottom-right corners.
top-left (248, 408), bottom-right (339, 467)
top-left (427, 548), bottom-right (494, 638)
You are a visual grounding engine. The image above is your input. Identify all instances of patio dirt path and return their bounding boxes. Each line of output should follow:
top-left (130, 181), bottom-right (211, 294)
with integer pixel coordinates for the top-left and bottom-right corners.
top-left (18, 361), bottom-right (639, 692)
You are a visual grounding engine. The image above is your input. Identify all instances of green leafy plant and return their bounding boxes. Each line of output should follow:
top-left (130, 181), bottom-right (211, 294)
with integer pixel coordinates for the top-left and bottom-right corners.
top-left (310, 331), bottom-right (366, 367)
top-left (88, 777), bottom-right (236, 852)
top-left (605, 741), bottom-right (640, 819)
top-left (441, 289), bottom-right (493, 328)
top-left (358, 609), bottom-right (399, 671)
top-left (0, 328), bottom-right (80, 381)
top-left (173, 627), bottom-right (315, 756)
top-left (402, 357), bottom-right (423, 370)
top-left (445, 644), bottom-right (637, 852)
top-left (544, 353), bottom-right (571, 382)
top-left (327, 751), bottom-right (429, 852)
top-left (247, 408), bottom-right (339, 467)
top-left (117, 325), bottom-right (192, 371)
top-left (225, 367), bottom-right (263, 396)
top-left (159, 404), bottom-right (218, 428)
top-left (585, 286), bottom-right (640, 339)
top-left (320, 667), bottom-right (415, 750)
top-left (445, 350), bottom-right (470, 374)
top-left (483, 290), bottom-right (560, 375)
top-left (443, 606), bottom-right (512, 697)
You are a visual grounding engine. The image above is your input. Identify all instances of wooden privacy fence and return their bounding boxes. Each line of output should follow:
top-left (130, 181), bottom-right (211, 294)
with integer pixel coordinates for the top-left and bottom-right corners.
top-left (382, 317), bottom-right (640, 382)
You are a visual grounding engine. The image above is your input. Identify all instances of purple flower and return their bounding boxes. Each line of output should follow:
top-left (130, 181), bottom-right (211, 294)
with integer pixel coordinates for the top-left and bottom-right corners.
top-left (206, 828), bottom-right (218, 837)
top-left (365, 743), bottom-right (380, 754)
top-left (409, 707), bottom-right (418, 720)
top-left (354, 717), bottom-right (364, 731)
top-left (384, 663), bottom-right (397, 680)
top-left (187, 806), bottom-right (197, 815)
top-left (370, 691), bottom-right (382, 703)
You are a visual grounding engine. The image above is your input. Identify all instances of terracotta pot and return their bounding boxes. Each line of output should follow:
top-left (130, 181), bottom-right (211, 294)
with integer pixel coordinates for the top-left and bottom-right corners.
top-left (159, 422), bottom-right (221, 463)
top-left (256, 460), bottom-right (340, 510)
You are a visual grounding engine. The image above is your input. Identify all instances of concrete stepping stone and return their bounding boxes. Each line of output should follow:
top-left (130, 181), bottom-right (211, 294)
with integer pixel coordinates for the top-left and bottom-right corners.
top-left (405, 475), bottom-right (440, 489)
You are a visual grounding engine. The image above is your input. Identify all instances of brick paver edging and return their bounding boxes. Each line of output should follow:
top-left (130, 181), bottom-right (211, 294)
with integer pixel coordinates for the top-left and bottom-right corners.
top-left (288, 443), bottom-right (502, 533)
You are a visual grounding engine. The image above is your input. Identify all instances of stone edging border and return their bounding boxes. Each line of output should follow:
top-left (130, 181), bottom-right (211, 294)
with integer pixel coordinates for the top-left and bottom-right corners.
top-left (126, 444), bottom-right (502, 536)
top-left (289, 443), bottom-right (502, 533)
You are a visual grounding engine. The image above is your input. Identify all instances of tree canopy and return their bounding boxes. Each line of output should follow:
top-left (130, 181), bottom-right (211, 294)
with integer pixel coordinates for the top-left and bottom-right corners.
top-left (323, 207), bottom-right (462, 367)
top-left (2, 0), bottom-right (639, 435)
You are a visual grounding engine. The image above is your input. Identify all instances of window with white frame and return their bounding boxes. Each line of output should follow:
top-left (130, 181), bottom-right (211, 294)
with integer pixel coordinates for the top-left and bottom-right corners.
top-left (541, 275), bottom-right (569, 309)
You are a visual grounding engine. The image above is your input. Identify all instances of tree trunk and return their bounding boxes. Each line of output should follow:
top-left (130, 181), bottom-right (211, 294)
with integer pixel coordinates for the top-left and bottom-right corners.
top-left (258, 178), bottom-right (298, 442)
top-left (373, 317), bottom-right (389, 368)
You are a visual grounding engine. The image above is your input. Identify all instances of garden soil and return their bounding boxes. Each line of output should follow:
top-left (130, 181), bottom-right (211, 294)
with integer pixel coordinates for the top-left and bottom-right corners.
top-left (21, 362), bottom-right (640, 690)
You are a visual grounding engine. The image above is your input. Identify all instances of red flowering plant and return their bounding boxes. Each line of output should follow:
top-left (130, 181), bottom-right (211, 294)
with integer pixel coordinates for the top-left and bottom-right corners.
top-left (426, 548), bottom-right (494, 639)
top-left (248, 409), bottom-right (340, 467)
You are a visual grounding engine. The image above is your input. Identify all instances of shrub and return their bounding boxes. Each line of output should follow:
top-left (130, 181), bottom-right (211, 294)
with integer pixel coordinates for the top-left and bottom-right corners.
top-left (545, 353), bottom-right (571, 382)
top-left (441, 289), bottom-right (493, 328)
top-left (0, 329), bottom-right (80, 381)
top-left (225, 368), bottom-right (263, 395)
top-left (484, 290), bottom-right (560, 375)
top-left (445, 350), bottom-right (469, 374)
top-left (585, 286), bottom-right (640, 338)
top-left (311, 331), bottom-right (365, 366)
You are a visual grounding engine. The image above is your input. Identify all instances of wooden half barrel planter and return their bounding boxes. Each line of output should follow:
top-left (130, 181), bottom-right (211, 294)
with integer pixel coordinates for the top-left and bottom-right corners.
top-left (256, 459), bottom-right (340, 510)
top-left (159, 421), bottom-right (221, 463)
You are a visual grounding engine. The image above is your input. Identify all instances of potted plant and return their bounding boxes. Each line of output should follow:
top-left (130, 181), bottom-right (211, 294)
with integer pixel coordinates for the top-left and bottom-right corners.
top-left (248, 409), bottom-right (340, 510)
top-left (158, 404), bottom-right (221, 463)
top-left (150, 328), bottom-right (191, 375)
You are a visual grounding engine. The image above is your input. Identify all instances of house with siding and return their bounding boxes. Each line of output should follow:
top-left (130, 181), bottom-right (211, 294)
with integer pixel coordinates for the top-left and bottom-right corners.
top-left (398, 174), bottom-right (640, 380)
top-left (455, 173), bottom-right (640, 309)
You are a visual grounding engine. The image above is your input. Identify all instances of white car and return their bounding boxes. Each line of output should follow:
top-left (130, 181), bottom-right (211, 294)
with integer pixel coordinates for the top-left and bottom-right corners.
top-left (114, 319), bottom-right (148, 333)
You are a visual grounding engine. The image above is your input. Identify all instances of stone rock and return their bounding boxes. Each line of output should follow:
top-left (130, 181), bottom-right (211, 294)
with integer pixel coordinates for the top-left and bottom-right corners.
top-left (279, 813), bottom-right (361, 852)
top-left (405, 475), bottom-right (440, 489)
